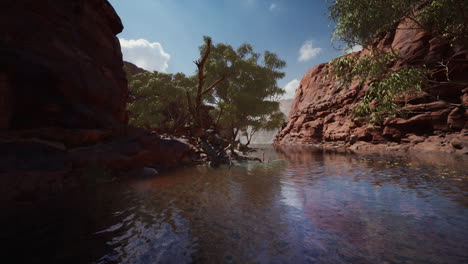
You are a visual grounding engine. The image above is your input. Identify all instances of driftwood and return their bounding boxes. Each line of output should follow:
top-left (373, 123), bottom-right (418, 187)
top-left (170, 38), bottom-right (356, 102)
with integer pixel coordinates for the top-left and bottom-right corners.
top-left (196, 130), bottom-right (261, 167)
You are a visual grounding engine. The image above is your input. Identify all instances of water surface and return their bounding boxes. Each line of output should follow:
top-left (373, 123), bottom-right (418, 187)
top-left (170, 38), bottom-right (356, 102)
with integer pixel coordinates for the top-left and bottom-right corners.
top-left (2, 146), bottom-right (468, 263)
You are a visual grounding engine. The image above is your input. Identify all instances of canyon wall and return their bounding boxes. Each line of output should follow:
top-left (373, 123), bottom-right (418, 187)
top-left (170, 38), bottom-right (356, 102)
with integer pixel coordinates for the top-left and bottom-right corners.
top-left (275, 19), bottom-right (468, 154)
top-left (0, 1), bottom-right (195, 202)
top-left (0, 0), bottom-right (128, 130)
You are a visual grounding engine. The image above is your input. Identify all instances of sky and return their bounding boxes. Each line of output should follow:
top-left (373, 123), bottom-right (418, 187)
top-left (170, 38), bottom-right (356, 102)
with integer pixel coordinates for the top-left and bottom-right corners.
top-left (109, 0), bottom-right (349, 99)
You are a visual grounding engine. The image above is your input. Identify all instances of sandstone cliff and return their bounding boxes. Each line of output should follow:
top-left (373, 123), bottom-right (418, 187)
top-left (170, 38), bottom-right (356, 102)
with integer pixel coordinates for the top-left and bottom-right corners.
top-left (275, 19), bottom-right (468, 154)
top-left (0, 0), bottom-right (195, 202)
top-left (124, 61), bottom-right (147, 76)
top-left (0, 0), bottom-right (128, 129)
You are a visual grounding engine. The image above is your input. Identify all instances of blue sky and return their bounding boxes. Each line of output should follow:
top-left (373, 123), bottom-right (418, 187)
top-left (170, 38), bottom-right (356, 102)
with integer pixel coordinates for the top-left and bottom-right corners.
top-left (109, 0), bottom-right (345, 99)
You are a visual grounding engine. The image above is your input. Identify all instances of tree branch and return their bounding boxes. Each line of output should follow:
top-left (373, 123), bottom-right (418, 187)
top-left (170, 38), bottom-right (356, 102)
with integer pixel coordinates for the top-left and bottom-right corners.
top-left (201, 76), bottom-right (226, 96)
top-left (194, 38), bottom-right (212, 96)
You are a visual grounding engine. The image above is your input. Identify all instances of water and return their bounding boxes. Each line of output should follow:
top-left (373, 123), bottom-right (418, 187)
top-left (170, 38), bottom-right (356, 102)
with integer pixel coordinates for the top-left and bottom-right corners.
top-left (2, 145), bottom-right (468, 263)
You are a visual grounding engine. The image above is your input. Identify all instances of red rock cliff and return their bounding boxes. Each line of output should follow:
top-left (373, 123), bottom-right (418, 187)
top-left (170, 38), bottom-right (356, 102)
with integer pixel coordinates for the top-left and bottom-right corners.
top-left (0, 1), bottom-right (197, 202)
top-left (275, 19), bottom-right (468, 154)
top-left (0, 0), bottom-right (127, 129)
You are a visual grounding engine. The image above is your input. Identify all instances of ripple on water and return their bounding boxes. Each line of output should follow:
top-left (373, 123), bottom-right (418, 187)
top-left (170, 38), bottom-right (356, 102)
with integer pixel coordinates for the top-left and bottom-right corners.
top-left (2, 146), bottom-right (468, 263)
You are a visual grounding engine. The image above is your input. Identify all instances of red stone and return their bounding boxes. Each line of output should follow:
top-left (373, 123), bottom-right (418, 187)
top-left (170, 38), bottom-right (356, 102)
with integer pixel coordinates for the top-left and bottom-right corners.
top-left (275, 18), bottom-right (468, 147)
top-left (0, 0), bottom-right (127, 130)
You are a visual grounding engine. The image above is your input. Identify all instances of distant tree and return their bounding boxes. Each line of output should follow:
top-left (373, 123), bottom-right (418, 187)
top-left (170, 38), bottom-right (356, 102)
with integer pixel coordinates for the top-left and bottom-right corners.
top-left (327, 0), bottom-right (468, 123)
top-left (241, 110), bottom-right (285, 147)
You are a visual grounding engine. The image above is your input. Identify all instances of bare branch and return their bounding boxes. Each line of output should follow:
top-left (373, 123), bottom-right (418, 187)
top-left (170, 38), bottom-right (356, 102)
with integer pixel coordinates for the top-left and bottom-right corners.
top-left (202, 76), bottom-right (226, 96)
top-left (426, 80), bottom-right (468, 86)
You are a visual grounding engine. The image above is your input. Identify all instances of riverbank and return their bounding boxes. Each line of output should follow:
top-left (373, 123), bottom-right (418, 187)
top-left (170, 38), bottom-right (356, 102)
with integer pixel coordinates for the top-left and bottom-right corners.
top-left (276, 130), bottom-right (468, 156)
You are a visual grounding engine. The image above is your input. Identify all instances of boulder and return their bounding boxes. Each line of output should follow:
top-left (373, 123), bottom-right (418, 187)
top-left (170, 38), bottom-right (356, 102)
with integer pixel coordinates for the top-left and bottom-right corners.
top-left (448, 107), bottom-right (466, 130)
top-left (451, 139), bottom-right (463, 150)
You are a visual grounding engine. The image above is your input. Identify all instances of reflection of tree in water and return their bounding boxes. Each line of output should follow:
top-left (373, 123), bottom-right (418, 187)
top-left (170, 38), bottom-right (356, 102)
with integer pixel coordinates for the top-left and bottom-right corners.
top-left (273, 145), bottom-right (323, 165)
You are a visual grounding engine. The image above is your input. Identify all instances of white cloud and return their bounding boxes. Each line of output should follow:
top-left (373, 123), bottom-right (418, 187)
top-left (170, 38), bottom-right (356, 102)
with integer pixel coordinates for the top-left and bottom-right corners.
top-left (282, 79), bottom-right (300, 99)
top-left (269, 3), bottom-right (277, 10)
top-left (298, 40), bottom-right (322, 62)
top-left (345, 45), bottom-right (363, 54)
top-left (119, 38), bottom-right (170, 72)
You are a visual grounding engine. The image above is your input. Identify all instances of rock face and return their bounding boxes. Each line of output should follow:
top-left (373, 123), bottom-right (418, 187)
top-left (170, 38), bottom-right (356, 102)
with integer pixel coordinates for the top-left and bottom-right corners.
top-left (0, 128), bottom-right (197, 202)
top-left (0, 0), bottom-right (127, 129)
top-left (275, 19), bottom-right (468, 154)
top-left (0, 1), bottom-right (197, 202)
top-left (124, 61), bottom-right (147, 76)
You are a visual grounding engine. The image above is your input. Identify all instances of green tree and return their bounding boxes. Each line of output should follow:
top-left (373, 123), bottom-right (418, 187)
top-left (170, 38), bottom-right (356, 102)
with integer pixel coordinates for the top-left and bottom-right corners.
top-left (241, 110), bottom-right (285, 147)
top-left (126, 37), bottom-right (286, 150)
top-left (198, 37), bottom-right (286, 145)
top-left (327, 0), bottom-right (468, 123)
top-left (127, 71), bottom-right (195, 133)
top-left (328, 0), bottom-right (467, 49)
top-left (186, 37), bottom-right (226, 131)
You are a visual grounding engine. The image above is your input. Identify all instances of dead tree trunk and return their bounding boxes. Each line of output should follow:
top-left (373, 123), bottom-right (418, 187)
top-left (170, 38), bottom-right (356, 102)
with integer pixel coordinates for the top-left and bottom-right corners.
top-left (186, 37), bottom-right (225, 132)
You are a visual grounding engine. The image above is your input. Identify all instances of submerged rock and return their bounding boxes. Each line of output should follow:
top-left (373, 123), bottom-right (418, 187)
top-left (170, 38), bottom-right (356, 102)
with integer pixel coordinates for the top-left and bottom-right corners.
top-left (451, 139), bottom-right (463, 150)
top-left (143, 167), bottom-right (159, 178)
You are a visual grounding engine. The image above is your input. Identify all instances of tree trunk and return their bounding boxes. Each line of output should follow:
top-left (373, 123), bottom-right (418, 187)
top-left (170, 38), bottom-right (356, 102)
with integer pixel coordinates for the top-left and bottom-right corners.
top-left (188, 37), bottom-right (225, 133)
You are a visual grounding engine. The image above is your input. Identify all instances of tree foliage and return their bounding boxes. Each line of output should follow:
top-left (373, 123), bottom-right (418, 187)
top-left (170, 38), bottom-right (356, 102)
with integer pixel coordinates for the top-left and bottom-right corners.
top-left (327, 0), bottom-right (468, 123)
top-left (328, 0), bottom-right (468, 49)
top-left (199, 37), bottom-right (286, 142)
top-left (186, 37), bottom-right (226, 131)
top-left (126, 37), bottom-right (286, 145)
top-left (329, 51), bottom-right (427, 123)
top-left (241, 110), bottom-right (285, 147)
top-left (127, 71), bottom-right (195, 133)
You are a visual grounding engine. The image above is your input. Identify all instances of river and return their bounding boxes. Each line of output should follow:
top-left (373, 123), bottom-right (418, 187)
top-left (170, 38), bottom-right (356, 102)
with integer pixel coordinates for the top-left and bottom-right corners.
top-left (2, 145), bottom-right (468, 263)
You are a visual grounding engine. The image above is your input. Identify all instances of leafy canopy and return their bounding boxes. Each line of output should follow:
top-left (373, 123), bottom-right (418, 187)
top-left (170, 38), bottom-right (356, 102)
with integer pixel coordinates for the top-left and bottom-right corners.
top-left (126, 36), bottom-right (286, 143)
top-left (198, 37), bottom-right (286, 141)
top-left (329, 0), bottom-right (468, 49)
top-left (127, 71), bottom-right (195, 132)
top-left (327, 0), bottom-right (467, 123)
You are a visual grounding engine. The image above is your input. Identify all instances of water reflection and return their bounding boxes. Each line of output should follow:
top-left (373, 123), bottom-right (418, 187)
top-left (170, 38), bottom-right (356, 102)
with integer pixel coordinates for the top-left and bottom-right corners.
top-left (2, 146), bottom-right (467, 263)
